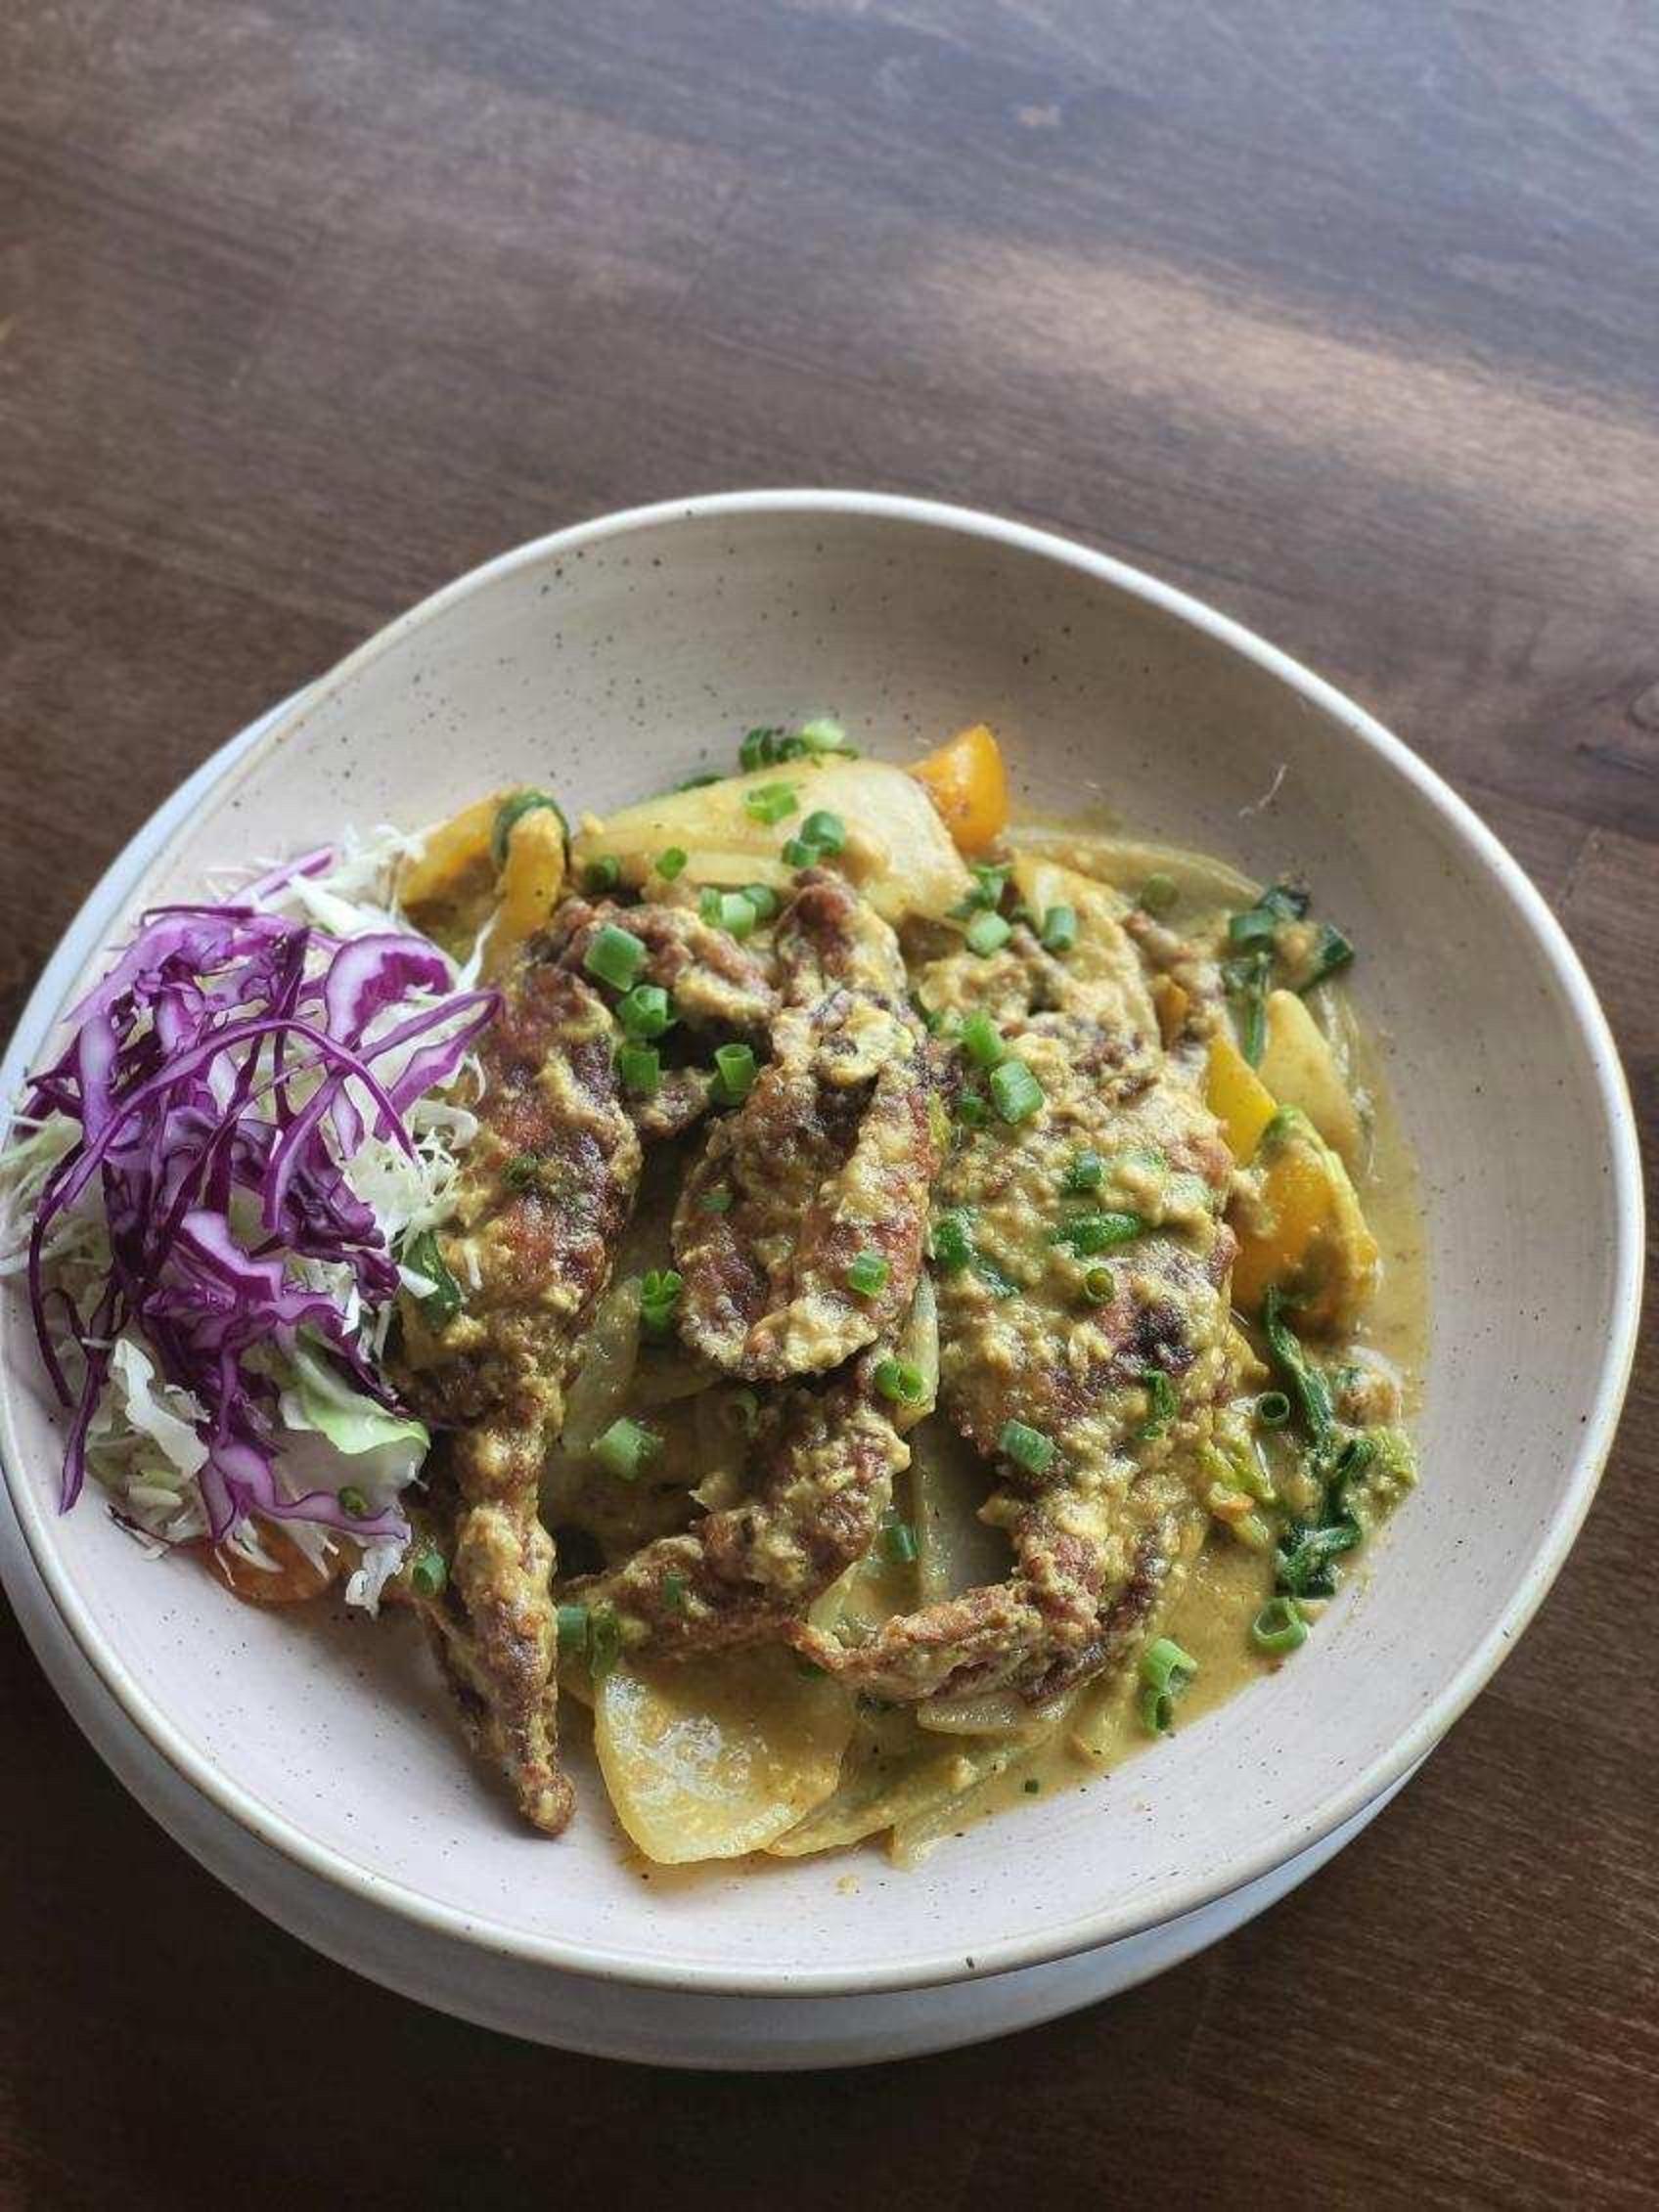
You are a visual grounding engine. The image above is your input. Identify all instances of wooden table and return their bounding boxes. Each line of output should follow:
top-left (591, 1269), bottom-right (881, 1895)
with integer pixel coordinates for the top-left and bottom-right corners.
top-left (2, 5), bottom-right (1653, 2204)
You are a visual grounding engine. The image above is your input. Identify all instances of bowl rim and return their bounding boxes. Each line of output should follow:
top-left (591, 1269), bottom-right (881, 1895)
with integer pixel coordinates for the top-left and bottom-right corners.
top-left (0, 488), bottom-right (1643, 1997)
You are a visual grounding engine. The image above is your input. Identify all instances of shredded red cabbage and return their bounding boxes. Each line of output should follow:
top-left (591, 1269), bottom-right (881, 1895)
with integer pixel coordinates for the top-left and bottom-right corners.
top-left (20, 873), bottom-right (495, 1546)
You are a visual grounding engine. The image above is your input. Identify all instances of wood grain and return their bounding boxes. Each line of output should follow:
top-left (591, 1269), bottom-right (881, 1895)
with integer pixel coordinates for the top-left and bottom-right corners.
top-left (1, 4), bottom-right (1653, 2206)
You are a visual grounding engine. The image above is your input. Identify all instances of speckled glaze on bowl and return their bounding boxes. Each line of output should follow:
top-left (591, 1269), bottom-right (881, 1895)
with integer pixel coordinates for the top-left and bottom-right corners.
top-left (0, 494), bottom-right (1641, 2034)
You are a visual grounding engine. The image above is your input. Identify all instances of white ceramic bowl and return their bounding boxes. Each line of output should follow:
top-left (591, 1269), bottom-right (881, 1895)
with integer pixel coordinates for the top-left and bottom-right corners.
top-left (0, 493), bottom-right (1641, 2060)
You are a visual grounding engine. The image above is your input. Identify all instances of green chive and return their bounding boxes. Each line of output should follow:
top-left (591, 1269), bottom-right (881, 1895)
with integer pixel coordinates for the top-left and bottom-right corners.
top-left (742, 883), bottom-right (780, 922)
top-left (490, 790), bottom-right (567, 868)
top-left (617, 1041), bottom-right (661, 1096)
top-left (795, 717), bottom-right (855, 757)
top-left (1082, 1264), bottom-right (1116, 1305)
top-left (740, 728), bottom-right (784, 773)
top-left (1300, 921), bottom-right (1355, 989)
top-left (1137, 873), bottom-right (1179, 915)
top-left (1275, 1517), bottom-right (1361, 1599)
top-left (964, 910), bottom-right (1012, 957)
top-left (1139, 1635), bottom-right (1198, 1732)
top-left (999, 1419), bottom-right (1056, 1475)
top-left (588, 1604), bottom-right (622, 1680)
top-left (781, 836), bottom-right (818, 868)
top-left (1256, 1390), bottom-right (1292, 1429)
top-left (1223, 949), bottom-right (1272, 1066)
top-left (743, 781), bottom-right (798, 825)
top-left (874, 1357), bottom-right (925, 1405)
top-left (581, 855), bottom-right (621, 895)
top-left (929, 1211), bottom-right (974, 1270)
top-left (1023, 1778), bottom-right (1041, 1794)
top-left (337, 1484), bottom-right (370, 1519)
top-left (616, 983), bottom-right (673, 1040)
top-left (410, 1546), bottom-right (446, 1598)
top-left (699, 1186), bottom-right (734, 1214)
top-left (951, 863), bottom-right (1009, 917)
top-left (698, 887), bottom-right (758, 939)
top-left (989, 1058), bottom-right (1043, 1123)
top-left (1228, 907), bottom-right (1278, 951)
top-left (503, 1152), bottom-right (540, 1192)
top-left (1041, 904), bottom-right (1077, 953)
top-left (960, 1010), bottom-right (1007, 1070)
top-left (557, 1602), bottom-right (590, 1658)
top-left (584, 921), bottom-right (648, 993)
top-left (404, 1228), bottom-right (462, 1325)
top-left (662, 1571), bottom-right (689, 1614)
top-left (594, 1417), bottom-right (660, 1482)
top-left (1262, 882), bottom-right (1311, 920)
top-left (1138, 1369), bottom-right (1178, 1438)
top-left (1050, 1211), bottom-right (1142, 1255)
top-left (711, 1042), bottom-right (757, 1106)
top-left (1250, 1595), bottom-right (1309, 1655)
top-left (1261, 1287), bottom-right (1335, 1450)
top-left (654, 845), bottom-right (688, 880)
top-left (799, 809), bottom-right (846, 855)
top-left (1063, 1150), bottom-right (1104, 1193)
top-left (956, 1093), bottom-right (990, 1128)
top-left (846, 1251), bottom-right (890, 1298)
top-left (639, 1267), bottom-right (683, 1339)
top-left (876, 1511), bottom-right (919, 1565)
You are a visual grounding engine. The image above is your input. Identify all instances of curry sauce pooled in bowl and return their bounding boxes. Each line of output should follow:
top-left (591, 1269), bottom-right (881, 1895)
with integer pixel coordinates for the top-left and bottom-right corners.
top-left (1, 719), bottom-right (1422, 1867)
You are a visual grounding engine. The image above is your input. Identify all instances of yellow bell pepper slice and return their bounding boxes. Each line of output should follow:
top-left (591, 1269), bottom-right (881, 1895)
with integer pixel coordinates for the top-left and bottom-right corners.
top-left (908, 724), bottom-right (1009, 855)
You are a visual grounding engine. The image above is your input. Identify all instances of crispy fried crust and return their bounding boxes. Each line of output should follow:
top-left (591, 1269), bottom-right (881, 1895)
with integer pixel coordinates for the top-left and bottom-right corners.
top-left (392, 960), bottom-right (640, 1834)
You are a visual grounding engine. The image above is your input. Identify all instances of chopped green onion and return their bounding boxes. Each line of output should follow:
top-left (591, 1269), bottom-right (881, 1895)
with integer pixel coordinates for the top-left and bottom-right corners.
top-left (960, 1010), bottom-right (1007, 1070)
top-left (1261, 1287), bottom-right (1335, 1449)
top-left (1255, 1390), bottom-right (1292, 1429)
top-left (662, 1571), bottom-right (689, 1614)
top-left (740, 727), bottom-right (785, 772)
top-left (640, 1267), bottom-right (684, 1339)
top-left (795, 717), bottom-right (855, 757)
top-left (404, 1228), bottom-right (462, 1325)
top-left (1063, 1150), bottom-right (1104, 1193)
top-left (594, 1417), bottom-right (661, 1482)
top-left (1275, 1517), bottom-right (1361, 1598)
top-left (743, 781), bottom-right (799, 825)
top-left (503, 1152), bottom-right (541, 1192)
top-left (409, 1546), bottom-right (446, 1598)
top-left (1137, 872), bottom-right (1179, 915)
top-left (617, 1041), bottom-right (661, 1096)
top-left (919, 1000), bottom-right (958, 1038)
top-left (654, 845), bottom-right (688, 880)
top-left (711, 1042), bottom-right (758, 1106)
top-left (1138, 1368), bottom-right (1178, 1438)
top-left (699, 1186), bottom-right (734, 1214)
top-left (616, 983), bottom-right (673, 1040)
top-left (584, 921), bottom-right (648, 993)
top-left (581, 854), bottom-right (621, 895)
top-left (557, 1603), bottom-right (590, 1658)
top-left (490, 789), bottom-right (567, 867)
top-left (742, 883), bottom-right (780, 922)
top-left (676, 772), bottom-right (721, 791)
top-left (698, 887), bottom-right (758, 939)
top-left (1040, 904), bottom-right (1077, 954)
top-left (876, 1511), bottom-right (919, 1565)
top-left (845, 1251), bottom-right (890, 1298)
top-left (1139, 1636), bottom-right (1198, 1732)
top-left (799, 809), bottom-right (846, 855)
top-left (951, 863), bottom-right (1009, 918)
top-left (1300, 921), bottom-right (1355, 990)
top-left (999, 1419), bottom-right (1056, 1475)
top-left (337, 1484), bottom-right (370, 1519)
top-left (929, 1211), bottom-right (974, 1271)
top-left (1250, 1595), bottom-right (1309, 1655)
top-left (1023, 1777), bottom-right (1041, 1795)
top-left (588, 1604), bottom-right (622, 1680)
top-left (1227, 906), bottom-right (1278, 951)
top-left (956, 1093), bottom-right (990, 1128)
top-left (964, 911), bottom-right (1011, 957)
top-left (1050, 1211), bottom-right (1143, 1255)
top-left (1223, 949), bottom-right (1272, 1065)
top-left (989, 1058), bottom-right (1043, 1123)
top-left (874, 1357), bottom-right (926, 1405)
top-left (1261, 882), bottom-right (1311, 920)
top-left (781, 836), bottom-right (818, 868)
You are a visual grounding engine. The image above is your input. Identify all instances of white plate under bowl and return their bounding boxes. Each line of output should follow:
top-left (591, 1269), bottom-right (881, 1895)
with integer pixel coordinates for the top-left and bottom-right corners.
top-left (0, 494), bottom-right (1641, 2057)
